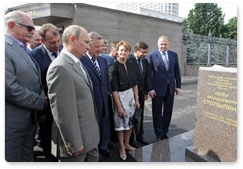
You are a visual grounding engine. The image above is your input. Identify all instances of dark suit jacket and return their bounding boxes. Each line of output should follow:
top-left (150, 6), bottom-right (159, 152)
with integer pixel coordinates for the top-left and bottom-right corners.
top-left (147, 49), bottom-right (181, 96)
top-left (127, 54), bottom-right (148, 95)
top-left (100, 53), bottom-right (115, 67)
top-left (31, 44), bottom-right (54, 96)
top-left (81, 55), bottom-right (111, 120)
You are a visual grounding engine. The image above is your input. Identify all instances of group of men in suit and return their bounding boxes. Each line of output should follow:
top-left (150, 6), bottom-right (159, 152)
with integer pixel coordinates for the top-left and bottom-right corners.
top-left (5, 10), bottom-right (181, 162)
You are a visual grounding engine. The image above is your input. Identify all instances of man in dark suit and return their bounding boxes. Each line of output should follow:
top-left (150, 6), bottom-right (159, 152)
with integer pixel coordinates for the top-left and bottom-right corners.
top-left (30, 23), bottom-right (61, 161)
top-left (27, 30), bottom-right (41, 51)
top-left (128, 41), bottom-right (149, 146)
top-left (100, 40), bottom-right (119, 148)
top-left (147, 35), bottom-right (181, 141)
top-left (81, 32), bottom-right (112, 161)
top-left (102, 41), bottom-right (119, 67)
top-left (5, 10), bottom-right (47, 162)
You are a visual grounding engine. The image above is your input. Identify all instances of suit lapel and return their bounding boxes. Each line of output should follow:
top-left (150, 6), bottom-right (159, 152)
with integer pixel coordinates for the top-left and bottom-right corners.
top-left (6, 35), bottom-right (40, 75)
top-left (97, 57), bottom-right (103, 80)
top-left (167, 51), bottom-right (172, 71)
top-left (83, 55), bottom-right (101, 80)
top-left (157, 50), bottom-right (168, 71)
top-left (152, 50), bottom-right (162, 71)
top-left (40, 45), bottom-right (52, 66)
top-left (63, 54), bottom-right (92, 88)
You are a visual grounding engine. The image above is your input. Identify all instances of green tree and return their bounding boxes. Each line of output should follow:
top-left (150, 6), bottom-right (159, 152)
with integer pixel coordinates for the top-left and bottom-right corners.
top-left (183, 3), bottom-right (224, 37)
top-left (222, 17), bottom-right (237, 40)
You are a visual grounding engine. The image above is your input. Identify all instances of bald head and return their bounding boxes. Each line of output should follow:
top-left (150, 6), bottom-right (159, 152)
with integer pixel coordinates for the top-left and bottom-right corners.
top-left (62, 25), bottom-right (90, 58)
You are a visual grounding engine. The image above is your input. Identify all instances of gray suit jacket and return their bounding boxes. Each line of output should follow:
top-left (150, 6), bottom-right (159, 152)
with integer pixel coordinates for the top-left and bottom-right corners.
top-left (5, 34), bottom-right (45, 161)
top-left (46, 52), bottom-right (100, 157)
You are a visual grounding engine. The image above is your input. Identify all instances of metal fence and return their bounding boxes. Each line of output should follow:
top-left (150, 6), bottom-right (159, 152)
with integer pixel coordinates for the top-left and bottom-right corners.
top-left (182, 33), bottom-right (237, 66)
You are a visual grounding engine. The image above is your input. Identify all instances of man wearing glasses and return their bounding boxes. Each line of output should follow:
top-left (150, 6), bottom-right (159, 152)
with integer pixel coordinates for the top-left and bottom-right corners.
top-left (30, 23), bottom-right (61, 162)
top-left (5, 10), bottom-right (48, 161)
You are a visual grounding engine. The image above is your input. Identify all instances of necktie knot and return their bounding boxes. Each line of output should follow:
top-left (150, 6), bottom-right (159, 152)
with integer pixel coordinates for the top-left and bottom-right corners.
top-left (52, 52), bottom-right (57, 58)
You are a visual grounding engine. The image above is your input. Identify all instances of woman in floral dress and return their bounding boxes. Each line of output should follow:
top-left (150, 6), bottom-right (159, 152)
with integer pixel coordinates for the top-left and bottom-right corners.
top-left (110, 41), bottom-right (140, 160)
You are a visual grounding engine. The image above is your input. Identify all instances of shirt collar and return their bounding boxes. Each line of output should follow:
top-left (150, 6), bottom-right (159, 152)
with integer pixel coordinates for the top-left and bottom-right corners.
top-left (86, 52), bottom-right (98, 61)
top-left (43, 44), bottom-right (59, 56)
top-left (86, 52), bottom-right (93, 60)
top-left (62, 49), bottom-right (80, 64)
top-left (159, 50), bottom-right (167, 55)
top-left (134, 52), bottom-right (139, 60)
top-left (6, 34), bottom-right (27, 49)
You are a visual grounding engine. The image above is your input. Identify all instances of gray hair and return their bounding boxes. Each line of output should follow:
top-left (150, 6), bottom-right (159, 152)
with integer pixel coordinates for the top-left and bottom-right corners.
top-left (88, 32), bottom-right (103, 45)
top-left (5, 11), bottom-right (27, 27)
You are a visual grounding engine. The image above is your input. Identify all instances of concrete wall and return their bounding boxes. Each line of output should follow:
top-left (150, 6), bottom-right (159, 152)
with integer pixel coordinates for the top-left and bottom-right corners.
top-left (51, 3), bottom-right (185, 75)
top-left (13, 3), bottom-right (186, 75)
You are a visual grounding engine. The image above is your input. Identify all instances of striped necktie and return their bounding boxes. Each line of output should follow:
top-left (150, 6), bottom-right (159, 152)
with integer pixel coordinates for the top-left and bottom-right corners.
top-left (91, 58), bottom-right (101, 79)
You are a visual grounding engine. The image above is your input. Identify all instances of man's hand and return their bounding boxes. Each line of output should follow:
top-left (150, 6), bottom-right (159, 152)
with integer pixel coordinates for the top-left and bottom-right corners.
top-left (72, 146), bottom-right (84, 157)
top-left (149, 91), bottom-right (156, 99)
top-left (43, 96), bottom-right (49, 109)
top-left (175, 88), bottom-right (181, 95)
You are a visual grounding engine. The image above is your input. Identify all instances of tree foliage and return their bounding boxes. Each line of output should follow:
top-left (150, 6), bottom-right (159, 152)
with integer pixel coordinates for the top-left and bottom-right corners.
top-left (183, 3), bottom-right (224, 37)
top-left (222, 17), bottom-right (237, 40)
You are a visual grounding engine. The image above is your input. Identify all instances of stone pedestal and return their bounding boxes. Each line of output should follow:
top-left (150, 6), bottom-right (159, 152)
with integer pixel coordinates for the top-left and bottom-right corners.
top-left (186, 65), bottom-right (237, 162)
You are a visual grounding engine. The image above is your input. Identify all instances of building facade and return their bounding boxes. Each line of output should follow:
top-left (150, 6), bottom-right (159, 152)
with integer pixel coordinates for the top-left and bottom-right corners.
top-left (7, 3), bottom-right (186, 75)
top-left (116, 3), bottom-right (179, 16)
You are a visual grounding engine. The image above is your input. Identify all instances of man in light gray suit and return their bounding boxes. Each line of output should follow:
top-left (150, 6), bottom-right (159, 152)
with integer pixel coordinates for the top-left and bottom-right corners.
top-left (46, 25), bottom-right (100, 162)
top-left (5, 11), bottom-right (47, 162)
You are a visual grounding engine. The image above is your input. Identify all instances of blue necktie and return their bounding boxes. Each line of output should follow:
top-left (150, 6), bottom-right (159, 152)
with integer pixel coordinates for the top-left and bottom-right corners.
top-left (162, 52), bottom-right (169, 71)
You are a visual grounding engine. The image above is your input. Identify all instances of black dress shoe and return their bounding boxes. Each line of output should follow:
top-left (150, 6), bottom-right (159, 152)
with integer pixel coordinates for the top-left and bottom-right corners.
top-left (45, 154), bottom-right (58, 162)
top-left (160, 134), bottom-right (169, 140)
top-left (155, 137), bottom-right (161, 142)
top-left (137, 138), bottom-right (148, 145)
top-left (108, 141), bottom-right (115, 149)
top-left (130, 141), bottom-right (138, 148)
top-left (101, 149), bottom-right (111, 158)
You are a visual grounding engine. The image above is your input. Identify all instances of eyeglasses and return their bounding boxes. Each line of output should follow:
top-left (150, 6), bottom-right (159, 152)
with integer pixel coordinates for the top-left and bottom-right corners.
top-left (15, 23), bottom-right (35, 32)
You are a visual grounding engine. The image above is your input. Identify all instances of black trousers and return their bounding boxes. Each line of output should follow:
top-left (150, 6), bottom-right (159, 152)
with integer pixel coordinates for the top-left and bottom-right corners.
top-left (38, 108), bottom-right (58, 161)
top-left (130, 90), bottom-right (145, 143)
top-left (152, 86), bottom-right (175, 137)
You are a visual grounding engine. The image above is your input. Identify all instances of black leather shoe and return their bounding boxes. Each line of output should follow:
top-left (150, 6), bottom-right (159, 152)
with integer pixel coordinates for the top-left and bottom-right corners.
top-left (101, 149), bottom-right (111, 158)
top-left (108, 141), bottom-right (115, 149)
top-left (160, 134), bottom-right (169, 140)
top-left (155, 137), bottom-right (161, 142)
top-left (130, 141), bottom-right (138, 148)
top-left (137, 138), bottom-right (148, 145)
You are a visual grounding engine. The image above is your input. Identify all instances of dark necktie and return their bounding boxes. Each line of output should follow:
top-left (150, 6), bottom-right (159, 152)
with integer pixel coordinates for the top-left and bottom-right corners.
top-left (91, 58), bottom-right (101, 79)
top-left (52, 52), bottom-right (57, 58)
top-left (138, 58), bottom-right (143, 74)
